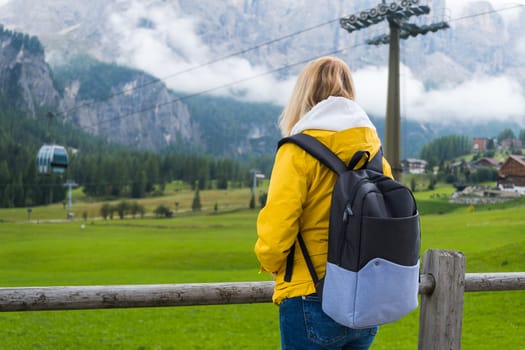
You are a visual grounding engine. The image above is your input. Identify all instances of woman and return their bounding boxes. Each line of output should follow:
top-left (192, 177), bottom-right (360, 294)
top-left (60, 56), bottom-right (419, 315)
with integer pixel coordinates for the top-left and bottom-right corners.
top-left (254, 56), bottom-right (393, 349)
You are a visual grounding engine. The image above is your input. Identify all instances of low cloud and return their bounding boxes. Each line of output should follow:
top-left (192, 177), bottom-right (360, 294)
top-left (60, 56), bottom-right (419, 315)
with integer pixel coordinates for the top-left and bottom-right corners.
top-left (410, 75), bottom-right (525, 124)
top-left (516, 37), bottom-right (525, 57)
top-left (353, 64), bottom-right (525, 125)
top-left (446, 0), bottom-right (525, 23)
top-left (108, 1), bottom-right (295, 106)
top-left (109, 1), bottom-right (525, 126)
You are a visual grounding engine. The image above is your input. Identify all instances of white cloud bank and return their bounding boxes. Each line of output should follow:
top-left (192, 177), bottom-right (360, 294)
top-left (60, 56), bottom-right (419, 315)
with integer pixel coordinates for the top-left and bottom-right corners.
top-left (446, 0), bottom-right (525, 18)
top-left (108, 1), bottom-right (525, 126)
top-left (354, 65), bottom-right (525, 125)
top-left (108, 1), bottom-right (296, 106)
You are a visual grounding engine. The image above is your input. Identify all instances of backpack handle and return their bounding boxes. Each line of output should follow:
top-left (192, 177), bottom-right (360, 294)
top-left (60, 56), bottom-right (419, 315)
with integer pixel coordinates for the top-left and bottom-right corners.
top-left (348, 151), bottom-right (371, 170)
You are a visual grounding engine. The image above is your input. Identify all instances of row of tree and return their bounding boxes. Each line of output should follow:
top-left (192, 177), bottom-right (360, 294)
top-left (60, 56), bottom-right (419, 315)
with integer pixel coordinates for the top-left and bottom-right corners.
top-left (417, 128), bottom-right (525, 189)
top-left (419, 135), bottom-right (472, 169)
top-left (0, 24), bottom-right (44, 55)
top-left (3, 86), bottom-right (523, 208)
top-left (0, 103), bottom-right (274, 208)
top-left (419, 128), bottom-right (525, 169)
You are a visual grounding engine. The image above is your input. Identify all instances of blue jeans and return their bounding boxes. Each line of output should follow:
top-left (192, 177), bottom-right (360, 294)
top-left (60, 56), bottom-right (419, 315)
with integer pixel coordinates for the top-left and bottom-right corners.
top-left (279, 294), bottom-right (378, 350)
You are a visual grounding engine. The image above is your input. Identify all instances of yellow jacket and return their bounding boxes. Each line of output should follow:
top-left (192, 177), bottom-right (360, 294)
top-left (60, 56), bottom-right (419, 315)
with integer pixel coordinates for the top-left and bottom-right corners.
top-left (254, 97), bottom-right (392, 304)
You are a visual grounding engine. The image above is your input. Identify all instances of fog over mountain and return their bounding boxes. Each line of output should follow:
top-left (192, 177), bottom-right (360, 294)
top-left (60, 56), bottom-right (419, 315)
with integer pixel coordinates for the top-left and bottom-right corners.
top-left (0, 0), bottom-right (524, 156)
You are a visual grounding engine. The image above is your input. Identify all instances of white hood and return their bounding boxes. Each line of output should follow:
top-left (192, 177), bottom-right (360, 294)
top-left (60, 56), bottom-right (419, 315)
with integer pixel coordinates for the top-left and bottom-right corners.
top-left (291, 96), bottom-right (375, 135)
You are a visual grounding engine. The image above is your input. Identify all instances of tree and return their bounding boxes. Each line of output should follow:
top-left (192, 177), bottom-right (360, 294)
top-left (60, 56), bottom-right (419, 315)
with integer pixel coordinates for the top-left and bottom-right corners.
top-left (259, 192), bottom-right (268, 208)
top-left (116, 201), bottom-right (130, 219)
top-left (192, 182), bottom-right (202, 212)
top-left (249, 193), bottom-right (256, 209)
top-left (130, 202), bottom-right (145, 218)
top-left (419, 135), bottom-right (472, 168)
top-left (410, 177), bottom-right (417, 192)
top-left (519, 129), bottom-right (525, 144)
top-left (497, 128), bottom-right (515, 143)
top-left (427, 177), bottom-right (437, 191)
top-left (100, 203), bottom-right (111, 220)
top-left (154, 204), bottom-right (172, 218)
top-left (469, 167), bottom-right (498, 183)
top-left (131, 170), bottom-right (147, 198)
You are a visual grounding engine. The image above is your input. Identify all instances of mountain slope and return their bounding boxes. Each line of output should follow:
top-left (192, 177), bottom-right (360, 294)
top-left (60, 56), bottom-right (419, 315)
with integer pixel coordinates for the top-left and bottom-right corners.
top-left (0, 0), bottom-right (524, 158)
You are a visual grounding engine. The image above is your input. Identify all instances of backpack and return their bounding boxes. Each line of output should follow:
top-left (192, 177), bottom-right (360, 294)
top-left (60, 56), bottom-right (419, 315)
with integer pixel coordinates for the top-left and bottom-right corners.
top-left (279, 133), bottom-right (421, 329)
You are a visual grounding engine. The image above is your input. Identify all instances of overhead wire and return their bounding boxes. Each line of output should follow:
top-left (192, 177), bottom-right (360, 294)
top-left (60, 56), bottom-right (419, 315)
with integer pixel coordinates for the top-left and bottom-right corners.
top-left (57, 17), bottom-right (341, 119)
top-left (396, 3), bottom-right (525, 160)
top-left (86, 42), bottom-right (368, 132)
top-left (79, 3), bottom-right (525, 133)
top-left (9, 3), bottom-right (525, 188)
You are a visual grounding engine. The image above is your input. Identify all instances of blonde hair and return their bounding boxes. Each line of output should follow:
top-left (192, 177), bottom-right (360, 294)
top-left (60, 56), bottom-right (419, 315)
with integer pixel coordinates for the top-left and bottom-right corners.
top-left (279, 56), bottom-right (356, 136)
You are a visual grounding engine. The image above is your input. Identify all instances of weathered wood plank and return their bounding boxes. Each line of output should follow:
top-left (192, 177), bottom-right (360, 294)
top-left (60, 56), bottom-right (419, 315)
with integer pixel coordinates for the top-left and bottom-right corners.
top-left (465, 273), bottom-right (525, 292)
top-left (0, 275), bottom-right (438, 312)
top-left (418, 249), bottom-right (465, 350)
top-left (1, 270), bottom-right (523, 313)
top-left (419, 273), bottom-right (435, 295)
top-left (0, 282), bottom-right (275, 312)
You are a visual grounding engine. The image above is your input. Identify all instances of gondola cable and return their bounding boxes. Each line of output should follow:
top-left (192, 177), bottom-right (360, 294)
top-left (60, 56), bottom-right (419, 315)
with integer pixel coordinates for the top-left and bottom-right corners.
top-left (56, 17), bottom-right (341, 120)
top-left (72, 4), bottom-right (525, 133)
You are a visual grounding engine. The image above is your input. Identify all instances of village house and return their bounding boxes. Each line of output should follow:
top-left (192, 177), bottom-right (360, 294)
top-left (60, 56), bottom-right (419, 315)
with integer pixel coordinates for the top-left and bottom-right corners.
top-left (497, 155), bottom-right (525, 195)
top-left (500, 138), bottom-right (523, 150)
top-left (472, 137), bottom-right (488, 152)
top-left (402, 158), bottom-right (428, 174)
top-left (470, 157), bottom-right (501, 169)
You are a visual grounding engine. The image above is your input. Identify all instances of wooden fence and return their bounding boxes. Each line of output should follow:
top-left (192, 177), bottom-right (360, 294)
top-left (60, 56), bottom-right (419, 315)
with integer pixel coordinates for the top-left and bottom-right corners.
top-left (1, 249), bottom-right (524, 349)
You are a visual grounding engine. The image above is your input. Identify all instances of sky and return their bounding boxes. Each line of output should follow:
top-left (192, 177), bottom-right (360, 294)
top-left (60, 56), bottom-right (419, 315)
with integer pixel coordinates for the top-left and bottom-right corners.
top-left (1, 0), bottom-right (525, 125)
top-left (353, 65), bottom-right (525, 123)
top-left (447, 0), bottom-right (525, 18)
top-left (360, 0), bottom-right (525, 124)
top-left (105, 0), bottom-right (525, 126)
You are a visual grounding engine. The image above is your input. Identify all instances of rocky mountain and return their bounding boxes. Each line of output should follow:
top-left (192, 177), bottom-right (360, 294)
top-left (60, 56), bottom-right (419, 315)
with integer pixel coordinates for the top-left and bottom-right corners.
top-left (0, 27), bottom-right (281, 156)
top-left (0, 27), bottom-right (200, 151)
top-left (0, 25), bottom-right (59, 116)
top-left (0, 0), bottom-right (523, 157)
top-left (55, 57), bottom-right (198, 151)
top-left (2, 0), bottom-right (523, 78)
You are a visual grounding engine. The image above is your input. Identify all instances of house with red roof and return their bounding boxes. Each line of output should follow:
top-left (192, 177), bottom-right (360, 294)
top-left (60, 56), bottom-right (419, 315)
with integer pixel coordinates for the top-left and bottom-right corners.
top-left (497, 155), bottom-right (525, 195)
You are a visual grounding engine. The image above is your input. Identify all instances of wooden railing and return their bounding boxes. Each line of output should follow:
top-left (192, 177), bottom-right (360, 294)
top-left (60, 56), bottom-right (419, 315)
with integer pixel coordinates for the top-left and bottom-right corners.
top-left (1, 249), bottom-right (524, 349)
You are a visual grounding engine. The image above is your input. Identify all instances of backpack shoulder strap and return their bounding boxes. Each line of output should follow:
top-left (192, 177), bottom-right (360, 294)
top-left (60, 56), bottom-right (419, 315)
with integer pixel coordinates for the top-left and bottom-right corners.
top-left (278, 133), bottom-right (348, 175)
top-left (279, 133), bottom-right (384, 174)
top-left (367, 147), bottom-right (384, 173)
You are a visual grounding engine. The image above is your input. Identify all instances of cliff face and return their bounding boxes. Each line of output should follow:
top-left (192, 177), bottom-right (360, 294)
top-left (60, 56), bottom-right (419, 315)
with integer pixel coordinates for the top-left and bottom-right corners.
top-left (1, 0), bottom-right (524, 156)
top-left (0, 27), bottom-right (60, 117)
top-left (59, 71), bottom-right (198, 150)
top-left (0, 27), bottom-right (199, 151)
top-left (0, 0), bottom-right (293, 154)
top-left (3, 0), bottom-right (523, 77)
top-left (0, 28), bottom-right (278, 154)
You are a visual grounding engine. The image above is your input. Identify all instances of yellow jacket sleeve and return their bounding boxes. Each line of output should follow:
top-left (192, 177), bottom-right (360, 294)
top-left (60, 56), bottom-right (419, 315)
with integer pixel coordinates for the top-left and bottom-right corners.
top-left (254, 143), bottom-right (309, 273)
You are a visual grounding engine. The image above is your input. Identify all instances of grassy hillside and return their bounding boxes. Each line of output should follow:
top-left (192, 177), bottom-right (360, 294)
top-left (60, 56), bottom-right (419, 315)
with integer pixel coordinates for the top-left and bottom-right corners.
top-left (0, 187), bottom-right (523, 349)
top-left (0, 183), bottom-right (255, 223)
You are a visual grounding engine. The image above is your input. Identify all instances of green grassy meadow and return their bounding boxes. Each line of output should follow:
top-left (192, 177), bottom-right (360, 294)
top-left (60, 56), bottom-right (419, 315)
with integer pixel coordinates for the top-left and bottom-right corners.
top-left (0, 187), bottom-right (524, 349)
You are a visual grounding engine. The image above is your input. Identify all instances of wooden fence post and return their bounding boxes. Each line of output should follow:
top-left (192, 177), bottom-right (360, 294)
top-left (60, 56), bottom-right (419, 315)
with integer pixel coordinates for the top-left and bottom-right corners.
top-left (418, 249), bottom-right (465, 350)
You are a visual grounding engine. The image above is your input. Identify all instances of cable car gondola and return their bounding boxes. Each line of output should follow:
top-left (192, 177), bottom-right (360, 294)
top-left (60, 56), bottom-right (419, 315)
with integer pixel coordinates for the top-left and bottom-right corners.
top-left (36, 144), bottom-right (69, 175)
